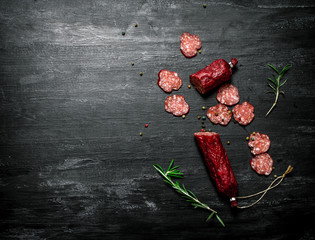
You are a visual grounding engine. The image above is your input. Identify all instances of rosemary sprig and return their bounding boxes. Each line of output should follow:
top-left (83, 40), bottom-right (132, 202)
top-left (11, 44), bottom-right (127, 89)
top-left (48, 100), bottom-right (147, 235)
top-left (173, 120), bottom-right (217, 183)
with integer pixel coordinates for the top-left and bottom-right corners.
top-left (265, 64), bottom-right (291, 117)
top-left (153, 159), bottom-right (225, 227)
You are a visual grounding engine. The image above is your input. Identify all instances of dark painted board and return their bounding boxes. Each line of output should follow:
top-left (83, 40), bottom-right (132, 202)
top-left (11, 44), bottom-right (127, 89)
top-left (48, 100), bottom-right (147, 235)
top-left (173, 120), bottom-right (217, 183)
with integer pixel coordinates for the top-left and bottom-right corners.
top-left (0, 0), bottom-right (315, 239)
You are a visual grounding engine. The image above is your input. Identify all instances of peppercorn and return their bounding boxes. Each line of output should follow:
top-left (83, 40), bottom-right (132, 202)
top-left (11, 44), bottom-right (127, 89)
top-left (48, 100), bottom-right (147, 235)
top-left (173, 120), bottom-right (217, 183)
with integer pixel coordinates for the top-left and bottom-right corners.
top-left (188, 85), bottom-right (191, 88)
top-left (139, 132), bottom-right (143, 136)
top-left (246, 136), bottom-right (249, 141)
top-left (131, 62), bottom-right (134, 66)
top-left (274, 175), bottom-right (278, 178)
top-left (215, 112), bottom-right (218, 116)
top-left (134, 23), bottom-right (138, 27)
top-left (272, 166), bottom-right (275, 169)
top-left (139, 72), bottom-right (143, 76)
top-left (197, 115), bottom-right (201, 119)
top-left (252, 132), bottom-right (256, 135)
top-left (182, 115), bottom-right (186, 119)
top-left (251, 137), bottom-right (255, 141)
top-left (203, 4), bottom-right (207, 8)
top-left (145, 124), bottom-right (148, 128)
top-left (202, 116), bottom-right (206, 120)
top-left (122, 32), bottom-right (125, 36)
top-left (228, 110), bottom-right (231, 114)
top-left (202, 106), bottom-right (206, 110)
top-left (198, 50), bottom-right (202, 54)
top-left (227, 141), bottom-right (230, 145)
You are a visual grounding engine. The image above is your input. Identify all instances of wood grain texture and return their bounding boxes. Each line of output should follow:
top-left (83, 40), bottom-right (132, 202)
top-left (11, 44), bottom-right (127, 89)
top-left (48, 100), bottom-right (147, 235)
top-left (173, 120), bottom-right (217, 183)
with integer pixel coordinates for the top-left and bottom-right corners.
top-left (0, 0), bottom-right (314, 239)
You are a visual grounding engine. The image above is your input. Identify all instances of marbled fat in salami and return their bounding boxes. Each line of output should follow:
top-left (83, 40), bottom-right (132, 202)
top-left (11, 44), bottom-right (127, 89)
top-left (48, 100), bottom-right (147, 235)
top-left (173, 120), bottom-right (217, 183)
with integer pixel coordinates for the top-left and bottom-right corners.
top-left (248, 132), bottom-right (271, 155)
top-left (180, 32), bottom-right (201, 58)
top-left (164, 95), bottom-right (190, 116)
top-left (250, 153), bottom-right (273, 175)
top-left (216, 83), bottom-right (240, 106)
top-left (232, 102), bottom-right (255, 125)
top-left (158, 70), bottom-right (183, 93)
top-left (207, 103), bottom-right (232, 126)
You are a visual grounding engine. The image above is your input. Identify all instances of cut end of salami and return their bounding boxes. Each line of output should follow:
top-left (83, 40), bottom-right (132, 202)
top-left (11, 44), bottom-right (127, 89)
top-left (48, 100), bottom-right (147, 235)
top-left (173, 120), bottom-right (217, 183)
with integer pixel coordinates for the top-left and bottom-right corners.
top-left (248, 132), bottom-right (271, 155)
top-left (250, 153), bottom-right (273, 175)
top-left (164, 95), bottom-right (190, 117)
top-left (180, 32), bottom-right (201, 58)
top-left (232, 102), bottom-right (255, 126)
top-left (190, 58), bottom-right (236, 95)
top-left (216, 83), bottom-right (240, 106)
top-left (158, 70), bottom-right (183, 93)
top-left (207, 103), bottom-right (232, 126)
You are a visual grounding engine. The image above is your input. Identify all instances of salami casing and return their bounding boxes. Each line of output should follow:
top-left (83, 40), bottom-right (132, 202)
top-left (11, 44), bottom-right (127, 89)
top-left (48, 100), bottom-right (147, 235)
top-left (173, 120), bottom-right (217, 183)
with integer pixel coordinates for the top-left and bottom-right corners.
top-left (194, 132), bottom-right (238, 207)
top-left (190, 58), bottom-right (238, 95)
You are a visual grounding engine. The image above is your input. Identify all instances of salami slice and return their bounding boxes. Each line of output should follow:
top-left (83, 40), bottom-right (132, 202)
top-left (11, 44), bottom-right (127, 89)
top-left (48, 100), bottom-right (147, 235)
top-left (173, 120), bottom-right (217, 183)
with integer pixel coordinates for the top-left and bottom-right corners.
top-left (250, 153), bottom-right (273, 175)
top-left (207, 103), bottom-right (232, 126)
top-left (232, 102), bottom-right (255, 125)
top-left (164, 95), bottom-right (190, 116)
top-left (248, 132), bottom-right (271, 155)
top-left (216, 83), bottom-right (240, 106)
top-left (180, 32), bottom-right (201, 58)
top-left (158, 70), bottom-right (183, 93)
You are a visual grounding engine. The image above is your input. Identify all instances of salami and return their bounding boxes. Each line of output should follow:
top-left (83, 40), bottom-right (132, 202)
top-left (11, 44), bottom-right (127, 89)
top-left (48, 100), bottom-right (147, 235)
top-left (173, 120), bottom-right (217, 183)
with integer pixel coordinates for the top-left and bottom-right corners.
top-left (216, 83), bottom-right (240, 106)
top-left (190, 58), bottom-right (238, 95)
top-left (194, 132), bottom-right (238, 207)
top-left (232, 102), bottom-right (255, 125)
top-left (164, 95), bottom-right (190, 117)
top-left (158, 70), bottom-right (183, 93)
top-left (180, 32), bottom-right (201, 58)
top-left (248, 132), bottom-right (271, 155)
top-left (207, 103), bottom-right (232, 126)
top-left (250, 153), bottom-right (273, 175)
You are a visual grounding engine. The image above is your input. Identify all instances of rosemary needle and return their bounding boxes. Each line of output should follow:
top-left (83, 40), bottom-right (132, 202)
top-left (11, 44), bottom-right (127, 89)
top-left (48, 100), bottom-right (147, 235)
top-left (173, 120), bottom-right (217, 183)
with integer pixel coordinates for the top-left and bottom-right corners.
top-left (153, 159), bottom-right (225, 227)
top-left (265, 64), bottom-right (291, 117)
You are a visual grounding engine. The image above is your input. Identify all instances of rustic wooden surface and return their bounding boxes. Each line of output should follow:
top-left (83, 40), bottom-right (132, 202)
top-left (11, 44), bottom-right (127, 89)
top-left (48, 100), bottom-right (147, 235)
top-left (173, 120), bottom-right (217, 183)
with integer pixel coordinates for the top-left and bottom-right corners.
top-left (1, 0), bottom-right (315, 239)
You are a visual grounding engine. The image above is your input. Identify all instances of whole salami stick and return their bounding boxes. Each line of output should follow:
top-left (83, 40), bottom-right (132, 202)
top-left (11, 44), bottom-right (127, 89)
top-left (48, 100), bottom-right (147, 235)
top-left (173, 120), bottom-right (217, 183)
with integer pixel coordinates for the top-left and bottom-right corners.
top-left (190, 58), bottom-right (238, 95)
top-left (194, 132), bottom-right (238, 207)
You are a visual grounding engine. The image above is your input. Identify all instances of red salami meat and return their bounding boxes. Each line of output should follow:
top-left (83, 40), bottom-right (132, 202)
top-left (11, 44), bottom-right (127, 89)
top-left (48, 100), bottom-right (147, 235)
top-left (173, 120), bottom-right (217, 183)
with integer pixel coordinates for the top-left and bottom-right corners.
top-left (158, 70), bottom-right (183, 93)
top-left (194, 132), bottom-right (238, 207)
top-left (207, 103), bottom-right (232, 126)
top-left (164, 95), bottom-right (190, 116)
top-left (232, 102), bottom-right (255, 125)
top-left (180, 32), bottom-right (201, 58)
top-left (216, 83), bottom-right (240, 106)
top-left (190, 58), bottom-right (238, 95)
top-left (248, 132), bottom-right (271, 155)
top-left (250, 153), bottom-right (273, 175)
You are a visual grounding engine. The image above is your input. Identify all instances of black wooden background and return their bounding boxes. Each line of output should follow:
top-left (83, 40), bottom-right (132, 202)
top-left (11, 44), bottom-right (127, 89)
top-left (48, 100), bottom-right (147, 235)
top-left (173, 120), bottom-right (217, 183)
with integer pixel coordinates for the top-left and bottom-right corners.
top-left (1, 0), bottom-right (315, 239)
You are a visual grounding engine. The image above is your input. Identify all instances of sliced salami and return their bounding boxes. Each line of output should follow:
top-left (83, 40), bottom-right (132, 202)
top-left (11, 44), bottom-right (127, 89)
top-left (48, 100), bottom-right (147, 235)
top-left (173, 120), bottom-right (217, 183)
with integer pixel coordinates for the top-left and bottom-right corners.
top-left (207, 103), bottom-right (232, 126)
top-left (216, 83), bottom-right (240, 106)
top-left (248, 132), bottom-right (271, 155)
top-left (158, 70), bottom-right (183, 93)
top-left (164, 95), bottom-right (190, 117)
top-left (250, 153), bottom-right (273, 175)
top-left (232, 102), bottom-right (255, 125)
top-left (180, 32), bottom-right (201, 58)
